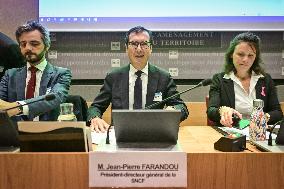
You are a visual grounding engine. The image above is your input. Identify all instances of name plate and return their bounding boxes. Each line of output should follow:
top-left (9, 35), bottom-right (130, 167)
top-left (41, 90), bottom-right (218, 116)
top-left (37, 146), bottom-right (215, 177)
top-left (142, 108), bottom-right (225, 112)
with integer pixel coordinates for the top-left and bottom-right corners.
top-left (89, 151), bottom-right (187, 187)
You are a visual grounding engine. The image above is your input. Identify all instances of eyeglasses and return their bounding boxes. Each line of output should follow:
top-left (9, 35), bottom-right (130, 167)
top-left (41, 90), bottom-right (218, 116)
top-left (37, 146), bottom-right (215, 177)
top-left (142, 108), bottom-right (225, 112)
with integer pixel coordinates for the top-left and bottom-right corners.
top-left (128, 41), bottom-right (151, 50)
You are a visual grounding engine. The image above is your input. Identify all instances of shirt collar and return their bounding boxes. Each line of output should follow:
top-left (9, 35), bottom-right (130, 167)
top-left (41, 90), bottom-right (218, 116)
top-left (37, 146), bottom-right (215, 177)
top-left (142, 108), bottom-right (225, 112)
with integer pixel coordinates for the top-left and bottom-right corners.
top-left (223, 71), bottom-right (264, 81)
top-left (27, 59), bottom-right (47, 72)
top-left (129, 62), bottom-right (149, 76)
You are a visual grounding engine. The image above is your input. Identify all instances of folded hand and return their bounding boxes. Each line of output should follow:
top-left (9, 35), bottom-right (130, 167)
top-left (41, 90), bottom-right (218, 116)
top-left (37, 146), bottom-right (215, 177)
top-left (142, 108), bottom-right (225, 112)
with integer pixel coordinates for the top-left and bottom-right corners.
top-left (0, 99), bottom-right (20, 116)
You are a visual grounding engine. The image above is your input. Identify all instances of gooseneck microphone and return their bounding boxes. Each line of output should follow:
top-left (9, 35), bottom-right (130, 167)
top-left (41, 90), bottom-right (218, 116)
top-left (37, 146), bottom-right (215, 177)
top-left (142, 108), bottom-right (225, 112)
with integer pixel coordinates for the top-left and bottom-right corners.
top-left (3, 93), bottom-right (56, 112)
top-left (268, 120), bottom-right (282, 146)
top-left (145, 79), bottom-right (212, 109)
top-left (106, 125), bottom-right (112, 144)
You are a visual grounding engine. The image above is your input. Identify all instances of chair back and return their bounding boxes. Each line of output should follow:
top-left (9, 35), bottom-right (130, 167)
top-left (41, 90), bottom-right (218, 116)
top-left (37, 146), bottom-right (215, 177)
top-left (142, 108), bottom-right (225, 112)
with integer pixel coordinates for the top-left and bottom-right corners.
top-left (66, 95), bottom-right (88, 121)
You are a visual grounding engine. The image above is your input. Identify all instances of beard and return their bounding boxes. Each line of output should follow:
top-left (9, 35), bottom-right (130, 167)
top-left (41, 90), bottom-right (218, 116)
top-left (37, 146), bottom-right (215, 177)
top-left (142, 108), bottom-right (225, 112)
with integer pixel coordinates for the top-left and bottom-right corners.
top-left (24, 50), bottom-right (46, 64)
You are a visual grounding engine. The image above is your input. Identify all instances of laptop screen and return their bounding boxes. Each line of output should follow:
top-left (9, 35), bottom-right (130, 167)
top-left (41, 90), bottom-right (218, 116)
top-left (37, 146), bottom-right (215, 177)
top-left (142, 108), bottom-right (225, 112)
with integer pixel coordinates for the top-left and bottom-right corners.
top-left (112, 109), bottom-right (181, 146)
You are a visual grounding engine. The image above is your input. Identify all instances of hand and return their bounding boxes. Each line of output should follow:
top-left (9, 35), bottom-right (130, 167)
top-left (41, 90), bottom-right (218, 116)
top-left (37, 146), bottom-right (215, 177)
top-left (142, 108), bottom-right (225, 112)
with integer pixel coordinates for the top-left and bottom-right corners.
top-left (0, 100), bottom-right (20, 117)
top-left (90, 117), bottom-right (110, 133)
top-left (219, 106), bottom-right (242, 128)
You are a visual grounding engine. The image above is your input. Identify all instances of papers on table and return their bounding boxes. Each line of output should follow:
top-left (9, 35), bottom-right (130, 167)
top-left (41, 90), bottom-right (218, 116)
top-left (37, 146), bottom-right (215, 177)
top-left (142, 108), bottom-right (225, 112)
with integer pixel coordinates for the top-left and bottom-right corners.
top-left (91, 128), bottom-right (115, 144)
top-left (217, 125), bottom-right (279, 140)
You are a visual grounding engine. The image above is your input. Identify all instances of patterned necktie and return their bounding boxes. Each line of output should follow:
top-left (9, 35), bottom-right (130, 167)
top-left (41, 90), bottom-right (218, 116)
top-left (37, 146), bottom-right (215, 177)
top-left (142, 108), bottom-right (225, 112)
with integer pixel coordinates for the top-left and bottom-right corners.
top-left (26, 66), bottom-right (37, 99)
top-left (133, 70), bottom-right (143, 109)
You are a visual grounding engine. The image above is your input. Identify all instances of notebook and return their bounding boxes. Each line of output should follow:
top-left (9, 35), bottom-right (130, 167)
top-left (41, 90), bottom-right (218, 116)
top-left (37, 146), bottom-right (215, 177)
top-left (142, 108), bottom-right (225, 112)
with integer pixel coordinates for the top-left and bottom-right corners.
top-left (251, 140), bottom-right (284, 152)
top-left (112, 109), bottom-right (181, 148)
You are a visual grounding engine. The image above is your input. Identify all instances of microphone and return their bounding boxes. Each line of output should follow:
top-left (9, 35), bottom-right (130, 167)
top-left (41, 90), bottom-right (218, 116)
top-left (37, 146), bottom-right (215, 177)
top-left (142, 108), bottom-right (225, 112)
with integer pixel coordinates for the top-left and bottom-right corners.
top-left (268, 120), bottom-right (282, 146)
top-left (3, 94), bottom-right (56, 112)
top-left (106, 125), bottom-right (112, 144)
top-left (145, 79), bottom-right (212, 109)
top-left (106, 118), bottom-right (114, 144)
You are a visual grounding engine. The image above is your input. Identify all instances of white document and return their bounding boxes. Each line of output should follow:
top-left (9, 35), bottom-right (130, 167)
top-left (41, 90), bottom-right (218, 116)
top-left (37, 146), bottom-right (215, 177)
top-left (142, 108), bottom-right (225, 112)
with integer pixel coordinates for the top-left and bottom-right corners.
top-left (91, 128), bottom-right (115, 144)
top-left (217, 125), bottom-right (278, 140)
top-left (89, 151), bottom-right (187, 188)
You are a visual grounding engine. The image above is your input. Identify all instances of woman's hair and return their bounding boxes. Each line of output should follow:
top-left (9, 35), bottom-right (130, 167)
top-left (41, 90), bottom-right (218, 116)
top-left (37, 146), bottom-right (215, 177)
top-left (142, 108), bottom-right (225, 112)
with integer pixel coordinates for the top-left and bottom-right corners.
top-left (15, 20), bottom-right (51, 49)
top-left (224, 32), bottom-right (265, 75)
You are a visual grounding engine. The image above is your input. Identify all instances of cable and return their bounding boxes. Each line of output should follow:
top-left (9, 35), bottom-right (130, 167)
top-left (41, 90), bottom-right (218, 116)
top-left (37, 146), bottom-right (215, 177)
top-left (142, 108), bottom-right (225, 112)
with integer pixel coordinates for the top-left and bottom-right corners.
top-left (105, 125), bottom-right (113, 144)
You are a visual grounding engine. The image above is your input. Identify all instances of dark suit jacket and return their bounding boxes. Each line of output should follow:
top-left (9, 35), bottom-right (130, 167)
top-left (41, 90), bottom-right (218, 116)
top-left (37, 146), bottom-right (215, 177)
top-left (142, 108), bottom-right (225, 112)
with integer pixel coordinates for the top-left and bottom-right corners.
top-left (87, 64), bottom-right (189, 122)
top-left (207, 72), bottom-right (283, 125)
top-left (0, 32), bottom-right (25, 79)
top-left (0, 62), bottom-right (72, 121)
top-left (66, 95), bottom-right (88, 121)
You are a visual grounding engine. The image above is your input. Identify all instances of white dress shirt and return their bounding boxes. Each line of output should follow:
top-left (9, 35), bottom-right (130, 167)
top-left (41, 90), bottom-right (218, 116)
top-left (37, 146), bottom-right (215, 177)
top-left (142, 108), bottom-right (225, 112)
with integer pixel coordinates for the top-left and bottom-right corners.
top-left (224, 71), bottom-right (264, 119)
top-left (20, 59), bottom-right (47, 117)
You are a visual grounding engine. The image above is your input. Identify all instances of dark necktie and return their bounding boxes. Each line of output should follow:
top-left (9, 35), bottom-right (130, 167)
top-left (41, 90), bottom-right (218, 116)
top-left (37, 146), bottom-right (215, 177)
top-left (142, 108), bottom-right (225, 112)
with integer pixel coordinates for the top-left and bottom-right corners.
top-left (26, 66), bottom-right (37, 99)
top-left (133, 70), bottom-right (143, 109)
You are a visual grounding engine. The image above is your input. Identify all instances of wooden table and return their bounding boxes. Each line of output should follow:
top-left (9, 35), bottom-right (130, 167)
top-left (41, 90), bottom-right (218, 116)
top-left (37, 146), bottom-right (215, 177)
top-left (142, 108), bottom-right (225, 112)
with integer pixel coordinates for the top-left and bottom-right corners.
top-left (178, 126), bottom-right (259, 152)
top-left (1, 126), bottom-right (283, 189)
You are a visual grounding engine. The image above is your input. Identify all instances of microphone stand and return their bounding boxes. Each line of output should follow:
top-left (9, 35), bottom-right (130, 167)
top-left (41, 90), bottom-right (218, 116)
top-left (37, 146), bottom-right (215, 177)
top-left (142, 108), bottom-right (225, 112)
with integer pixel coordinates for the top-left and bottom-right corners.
top-left (3, 94), bottom-right (56, 112)
top-left (105, 125), bottom-right (112, 144)
top-left (268, 120), bottom-right (282, 146)
top-left (145, 79), bottom-right (211, 109)
top-left (145, 83), bottom-right (202, 109)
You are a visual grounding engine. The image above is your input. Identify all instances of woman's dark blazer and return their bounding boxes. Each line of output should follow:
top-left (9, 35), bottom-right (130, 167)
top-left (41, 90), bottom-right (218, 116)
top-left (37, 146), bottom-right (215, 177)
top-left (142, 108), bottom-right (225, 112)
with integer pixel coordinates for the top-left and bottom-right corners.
top-left (207, 72), bottom-right (283, 125)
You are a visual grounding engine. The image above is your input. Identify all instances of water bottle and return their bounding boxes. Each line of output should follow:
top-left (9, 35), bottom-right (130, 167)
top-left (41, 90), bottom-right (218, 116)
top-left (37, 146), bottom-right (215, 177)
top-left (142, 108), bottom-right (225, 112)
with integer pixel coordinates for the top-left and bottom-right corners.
top-left (57, 103), bottom-right (77, 121)
top-left (249, 99), bottom-right (267, 141)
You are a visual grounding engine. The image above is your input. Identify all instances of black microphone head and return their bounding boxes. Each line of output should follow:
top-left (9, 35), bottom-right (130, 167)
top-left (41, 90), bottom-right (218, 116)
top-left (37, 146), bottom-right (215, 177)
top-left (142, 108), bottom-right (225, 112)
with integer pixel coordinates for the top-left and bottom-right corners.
top-left (45, 94), bottom-right (56, 101)
top-left (201, 79), bottom-right (212, 86)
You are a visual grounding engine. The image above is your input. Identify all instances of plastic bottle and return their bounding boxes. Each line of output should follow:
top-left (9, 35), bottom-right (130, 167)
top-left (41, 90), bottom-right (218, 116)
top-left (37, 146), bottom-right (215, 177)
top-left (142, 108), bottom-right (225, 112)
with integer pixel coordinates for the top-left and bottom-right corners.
top-left (249, 99), bottom-right (267, 141)
top-left (57, 103), bottom-right (77, 121)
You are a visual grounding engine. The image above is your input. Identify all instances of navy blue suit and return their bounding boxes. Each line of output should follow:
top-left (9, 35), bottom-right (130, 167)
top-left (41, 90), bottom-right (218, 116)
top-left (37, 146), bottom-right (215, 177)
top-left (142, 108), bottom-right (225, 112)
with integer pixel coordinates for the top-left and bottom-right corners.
top-left (0, 62), bottom-right (72, 121)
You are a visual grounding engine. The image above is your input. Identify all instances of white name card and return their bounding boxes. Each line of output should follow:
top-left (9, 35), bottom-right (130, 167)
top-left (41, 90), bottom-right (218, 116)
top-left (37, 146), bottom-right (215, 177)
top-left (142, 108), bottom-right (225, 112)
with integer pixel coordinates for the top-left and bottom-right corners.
top-left (89, 151), bottom-right (187, 187)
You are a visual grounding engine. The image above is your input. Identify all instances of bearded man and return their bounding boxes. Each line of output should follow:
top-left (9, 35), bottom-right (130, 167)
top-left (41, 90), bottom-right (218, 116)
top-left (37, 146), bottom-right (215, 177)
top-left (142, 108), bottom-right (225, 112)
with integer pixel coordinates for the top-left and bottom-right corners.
top-left (0, 20), bottom-right (71, 121)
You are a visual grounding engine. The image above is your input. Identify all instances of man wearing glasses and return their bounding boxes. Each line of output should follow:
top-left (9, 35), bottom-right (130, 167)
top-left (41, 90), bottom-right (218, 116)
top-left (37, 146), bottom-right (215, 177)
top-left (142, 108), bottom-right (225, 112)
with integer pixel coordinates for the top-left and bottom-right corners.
top-left (88, 26), bottom-right (189, 132)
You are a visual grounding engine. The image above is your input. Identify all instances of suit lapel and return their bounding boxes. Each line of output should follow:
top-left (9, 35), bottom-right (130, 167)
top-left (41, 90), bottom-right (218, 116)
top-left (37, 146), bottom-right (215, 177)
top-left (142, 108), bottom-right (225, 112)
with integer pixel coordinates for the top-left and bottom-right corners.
top-left (39, 63), bottom-right (54, 95)
top-left (16, 67), bottom-right (27, 100)
top-left (146, 64), bottom-right (159, 106)
top-left (120, 65), bottom-right (130, 109)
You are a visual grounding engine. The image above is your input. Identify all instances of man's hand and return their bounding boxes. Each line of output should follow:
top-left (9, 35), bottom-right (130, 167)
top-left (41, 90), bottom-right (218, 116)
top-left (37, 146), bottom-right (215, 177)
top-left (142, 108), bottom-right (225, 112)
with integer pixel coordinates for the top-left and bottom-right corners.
top-left (90, 117), bottom-right (110, 133)
top-left (0, 100), bottom-right (21, 117)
